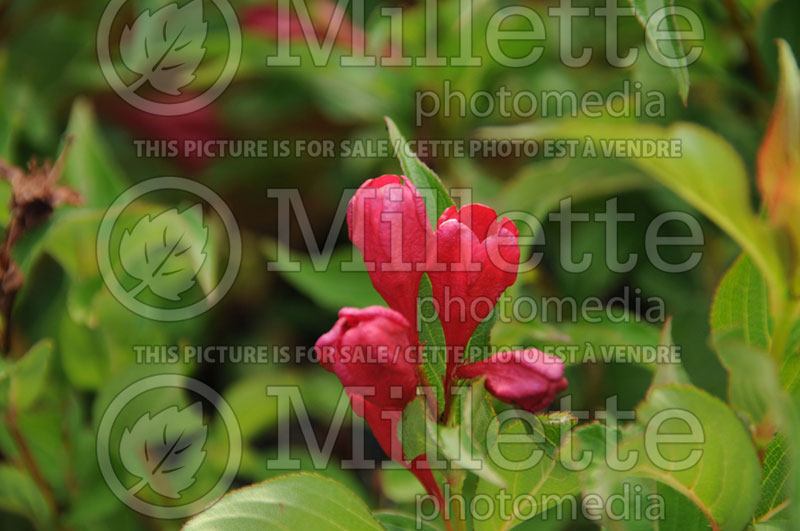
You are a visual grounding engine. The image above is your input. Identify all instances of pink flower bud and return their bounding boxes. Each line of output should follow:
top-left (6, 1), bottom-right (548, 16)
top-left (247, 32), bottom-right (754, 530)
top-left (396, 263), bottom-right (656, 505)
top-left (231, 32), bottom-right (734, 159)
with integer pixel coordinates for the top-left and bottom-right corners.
top-left (315, 306), bottom-right (419, 410)
top-left (347, 175), bottom-right (432, 333)
top-left (455, 349), bottom-right (567, 413)
top-left (428, 204), bottom-right (519, 371)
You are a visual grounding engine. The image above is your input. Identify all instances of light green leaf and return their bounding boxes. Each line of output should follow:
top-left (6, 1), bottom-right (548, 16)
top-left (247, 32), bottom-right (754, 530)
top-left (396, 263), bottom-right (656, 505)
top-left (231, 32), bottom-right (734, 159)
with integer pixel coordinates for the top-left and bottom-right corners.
top-left (712, 255), bottom-right (771, 350)
top-left (605, 123), bottom-right (784, 311)
top-left (531, 411), bottom-right (578, 460)
top-left (486, 121), bottom-right (786, 311)
top-left (385, 117), bottom-right (454, 229)
top-left (417, 274), bottom-right (447, 414)
top-left (582, 475), bottom-right (709, 530)
top-left (183, 473), bottom-right (383, 530)
top-left (378, 467), bottom-right (428, 504)
top-left (225, 371), bottom-right (297, 442)
top-left (400, 396), bottom-right (429, 461)
top-left (474, 420), bottom-right (580, 531)
top-left (711, 255), bottom-right (783, 430)
top-left (436, 424), bottom-right (505, 489)
top-left (495, 157), bottom-right (647, 225)
top-left (621, 385), bottom-right (762, 531)
top-left (458, 379), bottom-right (498, 456)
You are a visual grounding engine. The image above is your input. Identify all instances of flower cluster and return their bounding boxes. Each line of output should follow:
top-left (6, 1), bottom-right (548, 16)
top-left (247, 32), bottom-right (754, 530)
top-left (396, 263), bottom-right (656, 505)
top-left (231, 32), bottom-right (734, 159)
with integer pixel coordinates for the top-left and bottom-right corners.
top-left (315, 174), bottom-right (567, 500)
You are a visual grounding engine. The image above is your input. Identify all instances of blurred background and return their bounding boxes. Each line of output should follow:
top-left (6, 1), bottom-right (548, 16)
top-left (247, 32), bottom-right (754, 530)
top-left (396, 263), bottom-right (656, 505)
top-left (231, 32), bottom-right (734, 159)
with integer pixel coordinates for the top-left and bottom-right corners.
top-left (0, 0), bottom-right (798, 529)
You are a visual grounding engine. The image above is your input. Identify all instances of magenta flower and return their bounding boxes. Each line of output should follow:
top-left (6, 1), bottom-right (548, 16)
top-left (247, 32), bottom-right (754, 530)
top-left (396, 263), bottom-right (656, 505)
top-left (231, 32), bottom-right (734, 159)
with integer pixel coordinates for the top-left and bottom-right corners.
top-left (317, 174), bottom-right (567, 507)
top-left (455, 349), bottom-right (568, 413)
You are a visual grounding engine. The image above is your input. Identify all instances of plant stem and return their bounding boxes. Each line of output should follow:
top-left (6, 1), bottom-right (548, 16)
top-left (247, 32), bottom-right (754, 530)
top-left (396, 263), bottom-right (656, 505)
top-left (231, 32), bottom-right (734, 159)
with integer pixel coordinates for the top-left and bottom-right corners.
top-left (6, 405), bottom-right (59, 518)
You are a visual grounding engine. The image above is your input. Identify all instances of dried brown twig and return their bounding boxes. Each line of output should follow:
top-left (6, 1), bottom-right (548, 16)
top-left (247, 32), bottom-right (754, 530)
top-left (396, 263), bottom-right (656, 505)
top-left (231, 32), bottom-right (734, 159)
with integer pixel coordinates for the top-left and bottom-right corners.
top-left (0, 138), bottom-right (81, 354)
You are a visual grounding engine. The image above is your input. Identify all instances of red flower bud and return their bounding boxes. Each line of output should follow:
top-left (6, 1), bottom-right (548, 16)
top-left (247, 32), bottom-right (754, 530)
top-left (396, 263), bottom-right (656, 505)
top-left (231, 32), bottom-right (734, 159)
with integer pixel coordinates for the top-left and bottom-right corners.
top-left (349, 394), bottom-right (444, 508)
top-left (347, 175), bottom-right (432, 332)
top-left (454, 349), bottom-right (567, 413)
top-left (315, 306), bottom-right (419, 410)
top-left (428, 204), bottom-right (519, 371)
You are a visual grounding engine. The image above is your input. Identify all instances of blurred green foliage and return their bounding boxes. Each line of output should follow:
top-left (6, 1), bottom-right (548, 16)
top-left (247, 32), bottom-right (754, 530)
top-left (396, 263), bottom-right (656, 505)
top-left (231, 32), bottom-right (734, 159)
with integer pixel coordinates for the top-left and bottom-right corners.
top-left (0, 0), bottom-right (798, 529)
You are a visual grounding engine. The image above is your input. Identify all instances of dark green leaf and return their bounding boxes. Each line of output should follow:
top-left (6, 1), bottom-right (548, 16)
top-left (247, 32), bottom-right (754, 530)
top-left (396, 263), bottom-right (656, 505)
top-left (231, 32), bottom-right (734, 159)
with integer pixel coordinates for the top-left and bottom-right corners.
top-left (417, 274), bottom-right (447, 413)
top-left (385, 117), bottom-right (454, 229)
top-left (465, 306), bottom-right (498, 362)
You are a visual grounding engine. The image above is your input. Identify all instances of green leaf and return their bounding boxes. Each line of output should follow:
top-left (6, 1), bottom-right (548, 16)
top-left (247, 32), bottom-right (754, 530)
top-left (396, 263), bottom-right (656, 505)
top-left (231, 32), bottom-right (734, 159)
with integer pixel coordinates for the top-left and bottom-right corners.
top-left (183, 473), bottom-right (383, 530)
top-left (374, 510), bottom-right (443, 531)
top-left (378, 467), bottom-right (429, 504)
top-left (628, 0), bottom-right (691, 104)
top-left (400, 397), bottom-right (429, 461)
top-left (262, 238), bottom-right (384, 312)
top-left (0, 339), bottom-right (53, 411)
top-left (651, 317), bottom-right (691, 388)
top-left (486, 121), bottom-right (786, 311)
top-left (711, 255), bottom-right (783, 430)
top-left (438, 379), bottom-right (501, 484)
top-left (58, 312), bottom-right (108, 390)
top-left (610, 123), bottom-right (785, 310)
top-left (459, 379), bottom-right (498, 455)
top-left (621, 385), bottom-right (762, 530)
top-left (61, 99), bottom-right (126, 208)
top-left (465, 305), bottom-right (498, 362)
top-left (0, 464), bottom-right (53, 529)
top-left (119, 402), bottom-right (207, 499)
top-left (385, 117), bottom-right (454, 229)
top-left (474, 420), bottom-right (580, 531)
top-left (494, 155), bottom-right (647, 224)
top-left (712, 255), bottom-right (772, 350)
top-left (436, 425), bottom-right (505, 489)
top-left (750, 522), bottom-right (793, 531)
top-left (755, 434), bottom-right (791, 521)
top-left (417, 274), bottom-right (447, 414)
top-left (532, 411), bottom-right (578, 459)
top-left (582, 475), bottom-right (709, 530)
